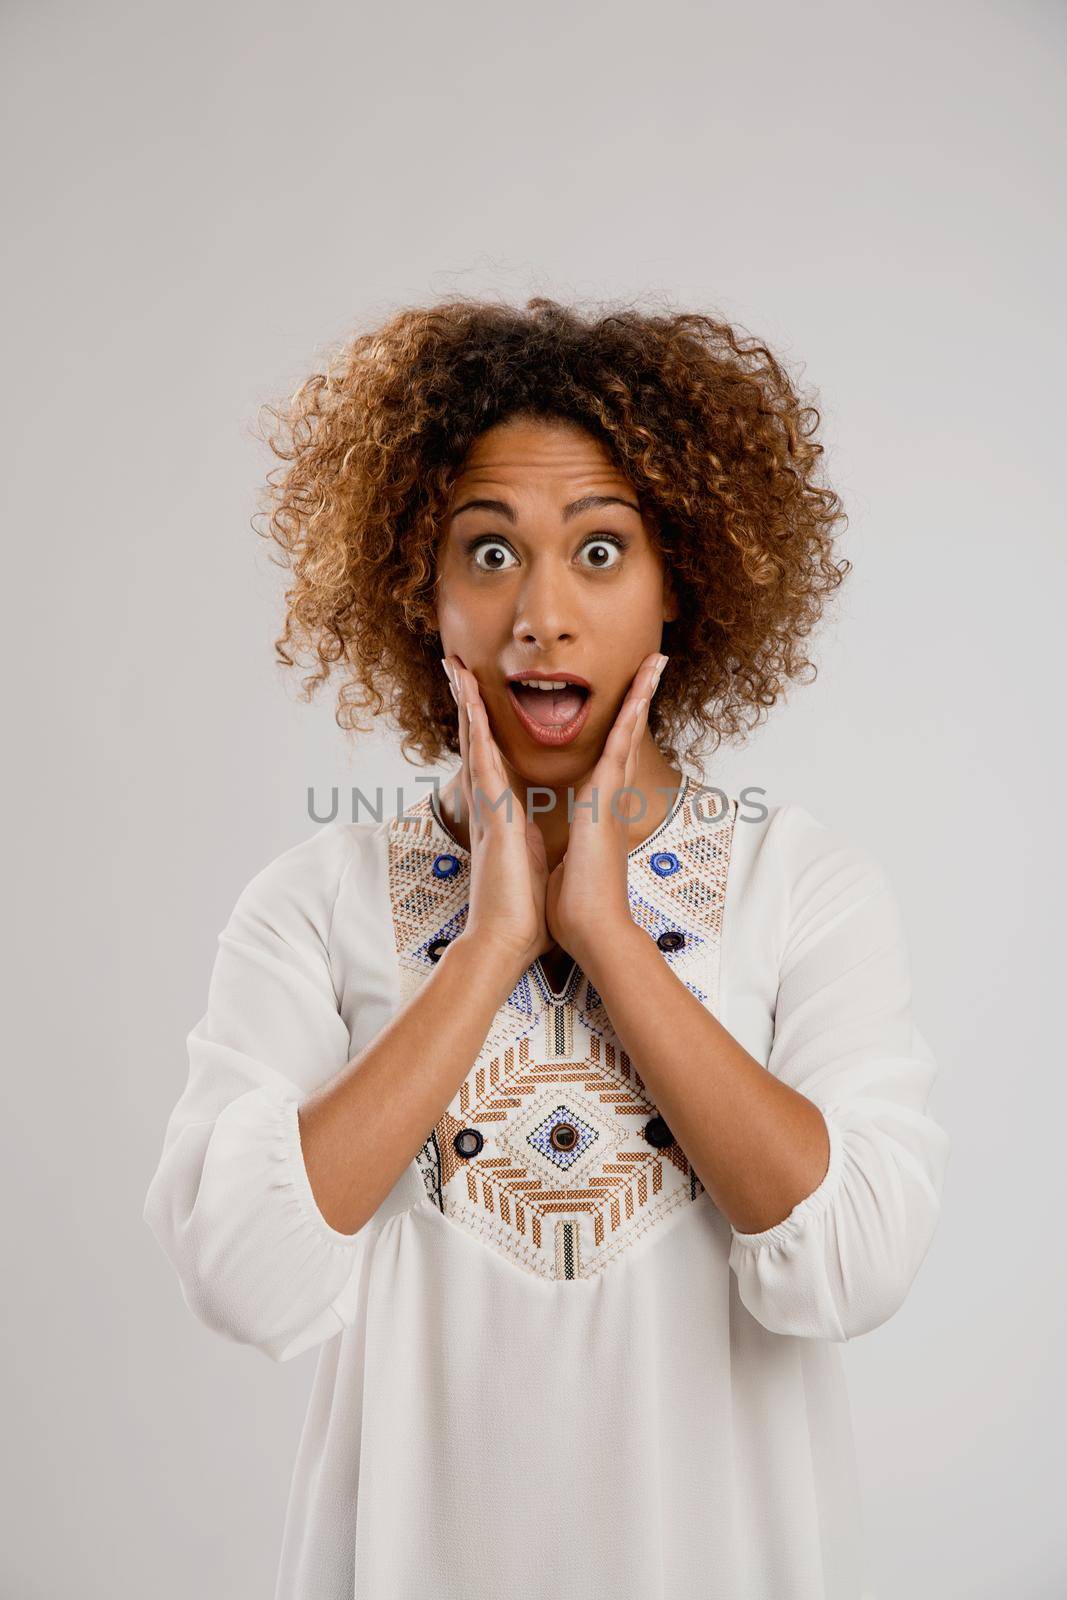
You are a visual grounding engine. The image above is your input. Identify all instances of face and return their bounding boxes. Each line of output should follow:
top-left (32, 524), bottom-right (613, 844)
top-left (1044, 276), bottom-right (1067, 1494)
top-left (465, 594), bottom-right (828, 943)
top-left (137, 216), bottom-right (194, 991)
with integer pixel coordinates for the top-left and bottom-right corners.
top-left (435, 414), bottom-right (678, 785)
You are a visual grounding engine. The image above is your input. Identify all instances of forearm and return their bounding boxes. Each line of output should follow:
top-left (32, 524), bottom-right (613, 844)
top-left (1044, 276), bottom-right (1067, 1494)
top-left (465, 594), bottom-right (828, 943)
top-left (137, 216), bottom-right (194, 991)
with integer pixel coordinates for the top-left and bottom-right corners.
top-left (580, 927), bottom-right (830, 1235)
top-left (298, 932), bottom-right (522, 1236)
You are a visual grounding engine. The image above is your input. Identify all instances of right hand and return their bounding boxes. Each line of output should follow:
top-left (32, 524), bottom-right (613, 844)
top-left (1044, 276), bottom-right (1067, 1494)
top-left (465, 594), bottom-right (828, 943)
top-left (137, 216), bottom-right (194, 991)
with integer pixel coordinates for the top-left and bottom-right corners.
top-left (444, 656), bottom-right (551, 974)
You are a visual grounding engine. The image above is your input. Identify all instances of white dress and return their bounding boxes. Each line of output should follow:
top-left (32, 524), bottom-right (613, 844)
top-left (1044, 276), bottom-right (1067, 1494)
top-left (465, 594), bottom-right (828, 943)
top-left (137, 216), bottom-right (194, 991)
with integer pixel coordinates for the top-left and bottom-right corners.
top-left (143, 776), bottom-right (950, 1600)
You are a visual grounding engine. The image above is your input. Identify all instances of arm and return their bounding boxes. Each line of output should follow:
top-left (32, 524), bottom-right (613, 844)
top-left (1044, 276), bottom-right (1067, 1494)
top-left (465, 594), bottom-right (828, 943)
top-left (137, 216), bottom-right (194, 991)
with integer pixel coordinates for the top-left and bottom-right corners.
top-left (296, 928), bottom-right (519, 1237)
top-left (582, 926), bottom-right (834, 1237)
top-left (580, 805), bottom-right (951, 1342)
top-left (142, 822), bottom-right (521, 1363)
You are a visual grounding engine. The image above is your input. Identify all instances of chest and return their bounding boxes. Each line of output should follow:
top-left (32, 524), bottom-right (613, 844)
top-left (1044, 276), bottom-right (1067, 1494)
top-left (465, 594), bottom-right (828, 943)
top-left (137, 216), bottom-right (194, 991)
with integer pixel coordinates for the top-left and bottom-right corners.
top-left (539, 943), bottom-right (577, 996)
top-left (385, 791), bottom-right (737, 1282)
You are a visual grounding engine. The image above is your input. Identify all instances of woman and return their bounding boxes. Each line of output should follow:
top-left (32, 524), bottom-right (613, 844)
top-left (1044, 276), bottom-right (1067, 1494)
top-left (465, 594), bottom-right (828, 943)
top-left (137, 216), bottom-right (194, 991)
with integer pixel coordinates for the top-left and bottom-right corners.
top-left (143, 297), bottom-right (950, 1599)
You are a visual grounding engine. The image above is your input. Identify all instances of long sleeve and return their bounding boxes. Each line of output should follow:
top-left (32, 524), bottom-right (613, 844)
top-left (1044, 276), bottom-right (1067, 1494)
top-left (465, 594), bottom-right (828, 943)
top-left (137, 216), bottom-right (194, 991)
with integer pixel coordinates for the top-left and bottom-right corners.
top-left (143, 820), bottom-right (373, 1363)
top-left (727, 804), bottom-right (951, 1343)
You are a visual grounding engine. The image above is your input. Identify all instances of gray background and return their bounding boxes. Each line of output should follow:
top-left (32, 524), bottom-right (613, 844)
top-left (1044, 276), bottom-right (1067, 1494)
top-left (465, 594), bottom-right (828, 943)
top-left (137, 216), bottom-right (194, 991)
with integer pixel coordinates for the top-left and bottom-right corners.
top-left (3, 0), bottom-right (1064, 1595)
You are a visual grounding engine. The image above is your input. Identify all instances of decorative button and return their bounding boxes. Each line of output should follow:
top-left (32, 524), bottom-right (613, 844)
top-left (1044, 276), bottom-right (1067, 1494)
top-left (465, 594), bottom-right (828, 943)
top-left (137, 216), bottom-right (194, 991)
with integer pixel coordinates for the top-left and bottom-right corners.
top-left (644, 1115), bottom-right (674, 1149)
top-left (432, 853), bottom-right (461, 878)
top-left (529, 1104), bottom-right (598, 1170)
top-left (650, 850), bottom-right (680, 877)
top-left (656, 929), bottom-right (685, 952)
top-left (427, 936), bottom-right (452, 962)
top-left (454, 1127), bottom-right (484, 1159)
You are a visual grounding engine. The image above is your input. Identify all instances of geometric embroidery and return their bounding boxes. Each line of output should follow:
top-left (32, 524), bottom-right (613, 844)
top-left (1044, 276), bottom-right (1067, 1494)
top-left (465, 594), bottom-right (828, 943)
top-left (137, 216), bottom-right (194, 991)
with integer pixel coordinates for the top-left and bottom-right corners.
top-left (555, 1218), bottom-right (582, 1279)
top-left (527, 1102), bottom-right (600, 1173)
top-left (392, 775), bottom-right (737, 1281)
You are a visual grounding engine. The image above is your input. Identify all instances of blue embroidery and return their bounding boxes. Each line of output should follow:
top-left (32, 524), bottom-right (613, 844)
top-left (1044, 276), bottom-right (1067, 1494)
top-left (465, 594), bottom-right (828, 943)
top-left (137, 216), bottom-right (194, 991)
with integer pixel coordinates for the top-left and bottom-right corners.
top-left (650, 850), bottom-right (680, 877)
top-left (432, 853), bottom-right (460, 878)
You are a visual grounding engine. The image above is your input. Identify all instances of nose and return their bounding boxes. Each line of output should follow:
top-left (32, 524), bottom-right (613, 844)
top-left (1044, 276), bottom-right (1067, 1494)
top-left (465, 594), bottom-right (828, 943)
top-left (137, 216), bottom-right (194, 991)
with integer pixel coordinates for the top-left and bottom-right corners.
top-left (511, 556), bottom-right (579, 649)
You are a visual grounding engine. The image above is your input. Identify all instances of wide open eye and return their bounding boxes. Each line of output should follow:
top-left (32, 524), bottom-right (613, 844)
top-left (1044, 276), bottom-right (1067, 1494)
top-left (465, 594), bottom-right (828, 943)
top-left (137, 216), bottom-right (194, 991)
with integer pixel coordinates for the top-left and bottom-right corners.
top-left (469, 539), bottom-right (519, 572)
top-left (579, 536), bottom-right (625, 570)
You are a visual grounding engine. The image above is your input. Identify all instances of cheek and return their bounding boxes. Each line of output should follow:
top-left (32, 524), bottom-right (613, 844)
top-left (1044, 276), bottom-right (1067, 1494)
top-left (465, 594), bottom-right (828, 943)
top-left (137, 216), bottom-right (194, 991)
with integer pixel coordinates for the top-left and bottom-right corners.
top-left (435, 582), bottom-right (502, 656)
top-left (434, 568), bottom-right (472, 634)
top-left (593, 569), bottom-right (665, 636)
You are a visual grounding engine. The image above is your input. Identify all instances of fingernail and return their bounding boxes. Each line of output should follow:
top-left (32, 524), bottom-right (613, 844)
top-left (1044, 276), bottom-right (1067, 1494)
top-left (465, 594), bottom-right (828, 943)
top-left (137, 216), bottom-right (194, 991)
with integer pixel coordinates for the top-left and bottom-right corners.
top-left (653, 654), bottom-right (668, 688)
top-left (441, 659), bottom-right (457, 702)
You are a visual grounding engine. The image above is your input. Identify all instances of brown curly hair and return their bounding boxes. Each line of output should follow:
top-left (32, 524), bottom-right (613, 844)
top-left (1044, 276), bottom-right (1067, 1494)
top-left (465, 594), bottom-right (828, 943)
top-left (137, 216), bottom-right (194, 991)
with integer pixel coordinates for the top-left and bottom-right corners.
top-left (252, 294), bottom-right (849, 770)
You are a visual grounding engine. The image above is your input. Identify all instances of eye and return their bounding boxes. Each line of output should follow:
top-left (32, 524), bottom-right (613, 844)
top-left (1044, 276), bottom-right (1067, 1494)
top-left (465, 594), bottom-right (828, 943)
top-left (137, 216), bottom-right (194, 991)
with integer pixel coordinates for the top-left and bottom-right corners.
top-left (469, 539), bottom-right (519, 572)
top-left (579, 535), bottom-right (625, 570)
top-left (464, 532), bottom-right (628, 572)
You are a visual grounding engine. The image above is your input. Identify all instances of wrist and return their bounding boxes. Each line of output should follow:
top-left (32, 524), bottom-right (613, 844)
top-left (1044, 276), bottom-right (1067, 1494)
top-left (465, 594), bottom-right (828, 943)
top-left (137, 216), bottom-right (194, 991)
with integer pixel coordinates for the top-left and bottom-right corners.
top-left (566, 914), bottom-right (646, 985)
top-left (450, 926), bottom-right (530, 996)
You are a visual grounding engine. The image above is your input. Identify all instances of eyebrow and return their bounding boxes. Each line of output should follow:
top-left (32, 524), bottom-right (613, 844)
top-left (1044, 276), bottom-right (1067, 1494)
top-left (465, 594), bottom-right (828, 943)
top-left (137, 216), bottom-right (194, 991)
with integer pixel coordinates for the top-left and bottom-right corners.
top-left (450, 493), bottom-right (641, 524)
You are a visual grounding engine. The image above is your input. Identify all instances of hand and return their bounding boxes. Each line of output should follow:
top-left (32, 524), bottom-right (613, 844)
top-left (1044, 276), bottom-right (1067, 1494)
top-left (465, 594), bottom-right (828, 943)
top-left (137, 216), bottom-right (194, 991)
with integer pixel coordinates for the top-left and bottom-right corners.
top-left (544, 651), bottom-right (668, 968)
top-left (443, 656), bottom-right (552, 973)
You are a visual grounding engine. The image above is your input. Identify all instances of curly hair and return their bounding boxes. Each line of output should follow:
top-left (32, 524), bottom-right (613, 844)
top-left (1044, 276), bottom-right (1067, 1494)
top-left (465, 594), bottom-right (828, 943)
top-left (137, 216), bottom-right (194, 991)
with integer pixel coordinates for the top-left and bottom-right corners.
top-left (252, 294), bottom-right (849, 770)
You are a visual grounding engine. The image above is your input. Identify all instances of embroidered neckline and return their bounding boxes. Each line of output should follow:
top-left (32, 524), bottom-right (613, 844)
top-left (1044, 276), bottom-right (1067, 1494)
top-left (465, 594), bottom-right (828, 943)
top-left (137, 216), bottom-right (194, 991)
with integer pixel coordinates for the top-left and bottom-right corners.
top-left (392, 777), bottom-right (740, 1281)
top-left (427, 772), bottom-right (692, 863)
top-left (425, 774), bottom-right (694, 1004)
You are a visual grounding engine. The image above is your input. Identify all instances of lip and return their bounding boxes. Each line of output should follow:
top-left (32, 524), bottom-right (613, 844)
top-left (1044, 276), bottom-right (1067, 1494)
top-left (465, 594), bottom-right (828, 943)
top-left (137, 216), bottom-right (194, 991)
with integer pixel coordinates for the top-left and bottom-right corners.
top-left (504, 676), bottom-right (593, 748)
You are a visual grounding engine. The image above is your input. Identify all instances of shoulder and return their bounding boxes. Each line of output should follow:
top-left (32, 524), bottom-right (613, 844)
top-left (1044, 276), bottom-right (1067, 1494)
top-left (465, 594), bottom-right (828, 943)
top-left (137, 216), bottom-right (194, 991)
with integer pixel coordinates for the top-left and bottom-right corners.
top-left (762, 800), bottom-right (904, 970)
top-left (713, 787), bottom-right (901, 958)
top-left (228, 820), bottom-right (382, 942)
top-left (766, 800), bottom-right (891, 895)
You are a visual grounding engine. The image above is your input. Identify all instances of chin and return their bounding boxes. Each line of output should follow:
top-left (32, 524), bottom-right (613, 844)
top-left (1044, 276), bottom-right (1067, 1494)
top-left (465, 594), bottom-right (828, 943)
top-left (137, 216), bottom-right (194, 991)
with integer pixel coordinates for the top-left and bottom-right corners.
top-left (502, 740), bottom-right (599, 788)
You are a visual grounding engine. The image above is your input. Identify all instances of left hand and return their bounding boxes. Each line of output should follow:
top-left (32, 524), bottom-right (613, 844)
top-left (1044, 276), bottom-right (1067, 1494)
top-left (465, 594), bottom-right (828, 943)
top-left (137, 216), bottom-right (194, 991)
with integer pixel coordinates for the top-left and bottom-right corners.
top-left (544, 651), bottom-right (668, 968)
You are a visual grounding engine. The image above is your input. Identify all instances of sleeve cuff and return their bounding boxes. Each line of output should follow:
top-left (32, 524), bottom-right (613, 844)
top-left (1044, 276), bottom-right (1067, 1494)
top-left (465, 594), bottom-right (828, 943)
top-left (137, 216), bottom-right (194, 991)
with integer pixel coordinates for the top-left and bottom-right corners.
top-left (729, 1103), bottom-right (846, 1252)
top-left (270, 1090), bottom-right (368, 1249)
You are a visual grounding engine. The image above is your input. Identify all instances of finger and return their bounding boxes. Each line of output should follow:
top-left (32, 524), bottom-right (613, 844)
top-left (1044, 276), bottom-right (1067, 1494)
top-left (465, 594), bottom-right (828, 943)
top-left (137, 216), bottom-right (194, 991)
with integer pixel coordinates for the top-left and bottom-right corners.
top-left (589, 688), bottom-right (646, 828)
top-left (456, 665), bottom-right (505, 830)
top-left (618, 652), bottom-right (662, 717)
top-left (605, 653), bottom-right (661, 801)
top-left (628, 679), bottom-right (652, 761)
top-left (599, 688), bottom-right (648, 784)
top-left (622, 698), bottom-right (645, 795)
top-left (466, 675), bottom-right (506, 787)
top-left (450, 660), bottom-right (475, 833)
top-left (609, 654), bottom-right (659, 750)
top-left (627, 651), bottom-right (665, 801)
top-left (477, 684), bottom-right (512, 800)
top-left (623, 697), bottom-right (649, 819)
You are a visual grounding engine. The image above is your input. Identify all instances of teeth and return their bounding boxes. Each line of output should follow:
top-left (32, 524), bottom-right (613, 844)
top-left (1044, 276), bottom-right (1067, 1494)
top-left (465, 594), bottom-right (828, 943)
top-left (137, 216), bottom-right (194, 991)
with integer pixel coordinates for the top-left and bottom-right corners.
top-left (513, 678), bottom-right (580, 691)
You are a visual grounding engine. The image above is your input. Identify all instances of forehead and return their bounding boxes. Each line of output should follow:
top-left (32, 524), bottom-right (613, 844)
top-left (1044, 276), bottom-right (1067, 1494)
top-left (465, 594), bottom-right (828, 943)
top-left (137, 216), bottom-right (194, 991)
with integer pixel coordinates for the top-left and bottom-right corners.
top-left (449, 416), bottom-right (634, 496)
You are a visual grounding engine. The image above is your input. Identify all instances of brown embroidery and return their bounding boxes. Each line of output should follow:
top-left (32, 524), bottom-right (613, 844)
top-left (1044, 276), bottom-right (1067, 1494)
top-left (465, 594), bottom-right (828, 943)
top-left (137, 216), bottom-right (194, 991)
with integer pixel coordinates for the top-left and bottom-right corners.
top-left (393, 781), bottom-right (736, 1280)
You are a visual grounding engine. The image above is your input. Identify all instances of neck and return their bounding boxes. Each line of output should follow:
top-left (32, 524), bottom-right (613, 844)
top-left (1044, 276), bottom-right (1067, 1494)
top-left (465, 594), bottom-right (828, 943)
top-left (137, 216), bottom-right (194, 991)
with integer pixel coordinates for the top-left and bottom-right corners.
top-left (438, 738), bottom-right (685, 871)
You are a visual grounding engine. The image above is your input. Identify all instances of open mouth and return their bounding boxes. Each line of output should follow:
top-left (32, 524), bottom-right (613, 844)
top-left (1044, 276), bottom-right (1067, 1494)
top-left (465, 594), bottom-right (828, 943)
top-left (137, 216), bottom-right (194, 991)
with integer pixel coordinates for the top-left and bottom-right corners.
top-left (505, 675), bottom-right (593, 746)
